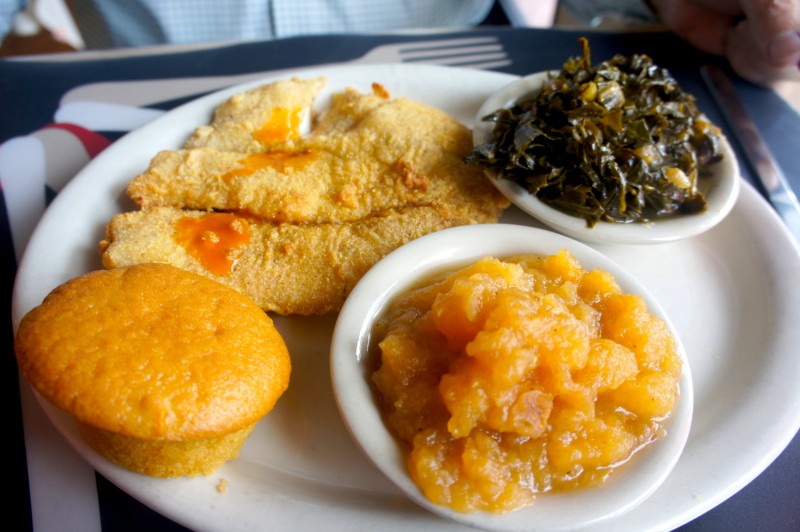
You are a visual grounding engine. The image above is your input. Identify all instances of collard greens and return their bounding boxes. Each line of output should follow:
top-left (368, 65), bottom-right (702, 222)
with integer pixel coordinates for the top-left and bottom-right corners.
top-left (467, 38), bottom-right (723, 227)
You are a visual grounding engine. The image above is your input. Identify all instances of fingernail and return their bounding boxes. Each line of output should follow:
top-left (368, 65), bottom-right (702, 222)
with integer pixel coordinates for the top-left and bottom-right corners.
top-left (768, 31), bottom-right (800, 67)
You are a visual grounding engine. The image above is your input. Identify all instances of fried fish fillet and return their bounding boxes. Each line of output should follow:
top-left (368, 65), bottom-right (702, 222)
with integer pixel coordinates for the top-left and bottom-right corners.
top-left (100, 206), bottom-right (479, 315)
top-left (311, 84), bottom-right (389, 135)
top-left (104, 77), bottom-right (509, 315)
top-left (183, 76), bottom-right (327, 153)
top-left (126, 84), bottom-right (507, 224)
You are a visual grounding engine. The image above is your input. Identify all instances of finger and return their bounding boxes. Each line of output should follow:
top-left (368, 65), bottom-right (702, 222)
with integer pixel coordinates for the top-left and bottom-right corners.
top-left (738, 0), bottom-right (800, 67)
top-left (726, 18), bottom-right (800, 84)
top-left (692, 0), bottom-right (746, 15)
top-left (650, 0), bottom-right (735, 54)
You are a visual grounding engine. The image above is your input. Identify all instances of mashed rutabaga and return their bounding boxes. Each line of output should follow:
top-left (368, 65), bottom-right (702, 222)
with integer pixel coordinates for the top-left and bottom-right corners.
top-left (371, 250), bottom-right (682, 513)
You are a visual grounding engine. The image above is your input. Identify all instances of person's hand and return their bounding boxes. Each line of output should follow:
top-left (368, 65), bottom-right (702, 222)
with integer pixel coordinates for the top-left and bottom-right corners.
top-left (649, 0), bottom-right (800, 86)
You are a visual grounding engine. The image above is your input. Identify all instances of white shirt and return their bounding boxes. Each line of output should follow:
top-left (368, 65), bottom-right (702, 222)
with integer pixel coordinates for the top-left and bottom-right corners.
top-left (1, 0), bottom-right (497, 49)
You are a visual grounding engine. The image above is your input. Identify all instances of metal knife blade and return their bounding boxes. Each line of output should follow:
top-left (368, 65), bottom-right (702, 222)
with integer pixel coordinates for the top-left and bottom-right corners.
top-left (701, 64), bottom-right (800, 248)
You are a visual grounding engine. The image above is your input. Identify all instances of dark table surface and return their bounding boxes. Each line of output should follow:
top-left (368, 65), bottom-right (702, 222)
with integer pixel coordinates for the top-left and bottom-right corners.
top-left (3, 26), bottom-right (799, 531)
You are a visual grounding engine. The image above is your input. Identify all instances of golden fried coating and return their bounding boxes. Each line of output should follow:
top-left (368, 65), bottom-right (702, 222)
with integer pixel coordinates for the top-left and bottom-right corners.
top-left (126, 82), bottom-right (507, 223)
top-left (311, 84), bottom-right (388, 134)
top-left (14, 263), bottom-right (291, 477)
top-left (105, 77), bottom-right (509, 316)
top-left (100, 206), bottom-right (481, 315)
top-left (183, 76), bottom-right (327, 152)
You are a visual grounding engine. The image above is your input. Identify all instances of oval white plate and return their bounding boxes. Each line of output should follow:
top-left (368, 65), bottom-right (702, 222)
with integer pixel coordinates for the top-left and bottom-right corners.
top-left (472, 72), bottom-right (741, 245)
top-left (332, 224), bottom-right (694, 531)
top-left (10, 63), bottom-right (800, 531)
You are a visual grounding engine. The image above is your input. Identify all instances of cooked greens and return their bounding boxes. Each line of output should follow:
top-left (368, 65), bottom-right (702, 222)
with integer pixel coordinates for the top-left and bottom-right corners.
top-left (467, 38), bottom-right (723, 227)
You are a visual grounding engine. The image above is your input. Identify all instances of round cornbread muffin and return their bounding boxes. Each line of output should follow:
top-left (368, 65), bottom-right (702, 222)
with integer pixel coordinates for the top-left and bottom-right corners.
top-left (14, 263), bottom-right (291, 478)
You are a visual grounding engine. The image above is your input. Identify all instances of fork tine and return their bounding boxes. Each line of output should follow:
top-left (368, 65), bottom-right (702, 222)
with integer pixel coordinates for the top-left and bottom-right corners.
top-left (399, 44), bottom-right (504, 60)
top-left (395, 36), bottom-right (510, 69)
top-left (395, 36), bottom-right (502, 52)
top-left (444, 58), bottom-right (513, 70)
top-left (403, 51), bottom-right (508, 65)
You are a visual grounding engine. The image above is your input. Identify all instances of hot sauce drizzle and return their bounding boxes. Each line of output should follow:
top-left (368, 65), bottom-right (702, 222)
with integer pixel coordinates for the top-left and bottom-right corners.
top-left (175, 213), bottom-right (251, 276)
top-left (253, 106), bottom-right (304, 145)
top-left (217, 106), bottom-right (318, 181)
top-left (221, 151), bottom-right (318, 181)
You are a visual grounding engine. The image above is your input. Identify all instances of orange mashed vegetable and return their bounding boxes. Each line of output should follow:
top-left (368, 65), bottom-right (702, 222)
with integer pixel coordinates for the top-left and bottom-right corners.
top-left (371, 250), bottom-right (682, 513)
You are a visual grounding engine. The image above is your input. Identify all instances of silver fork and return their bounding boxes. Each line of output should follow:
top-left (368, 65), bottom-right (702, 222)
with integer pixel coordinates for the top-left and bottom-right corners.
top-left (358, 36), bottom-right (510, 69)
top-left (59, 36), bottom-right (511, 108)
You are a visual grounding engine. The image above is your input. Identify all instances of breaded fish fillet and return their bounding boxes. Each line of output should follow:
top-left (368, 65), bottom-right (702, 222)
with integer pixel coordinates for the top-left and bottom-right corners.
top-left (125, 132), bottom-right (502, 224)
top-left (104, 78), bottom-right (509, 316)
top-left (100, 206), bottom-right (479, 315)
top-left (311, 84), bottom-right (389, 135)
top-left (183, 76), bottom-right (327, 153)
top-left (127, 84), bottom-right (508, 223)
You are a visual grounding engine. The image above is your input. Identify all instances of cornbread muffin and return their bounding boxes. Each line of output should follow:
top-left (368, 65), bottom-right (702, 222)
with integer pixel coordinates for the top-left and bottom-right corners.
top-left (14, 263), bottom-right (291, 478)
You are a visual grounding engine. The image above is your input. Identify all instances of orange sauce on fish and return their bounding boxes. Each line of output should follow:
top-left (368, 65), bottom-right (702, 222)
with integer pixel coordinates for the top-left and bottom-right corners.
top-left (175, 213), bottom-right (251, 276)
top-left (253, 106), bottom-right (303, 145)
top-left (221, 151), bottom-right (318, 182)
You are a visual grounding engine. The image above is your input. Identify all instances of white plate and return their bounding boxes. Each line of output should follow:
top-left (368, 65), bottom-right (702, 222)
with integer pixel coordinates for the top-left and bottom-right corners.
top-left (11, 63), bottom-right (800, 531)
top-left (472, 72), bottom-right (741, 245)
